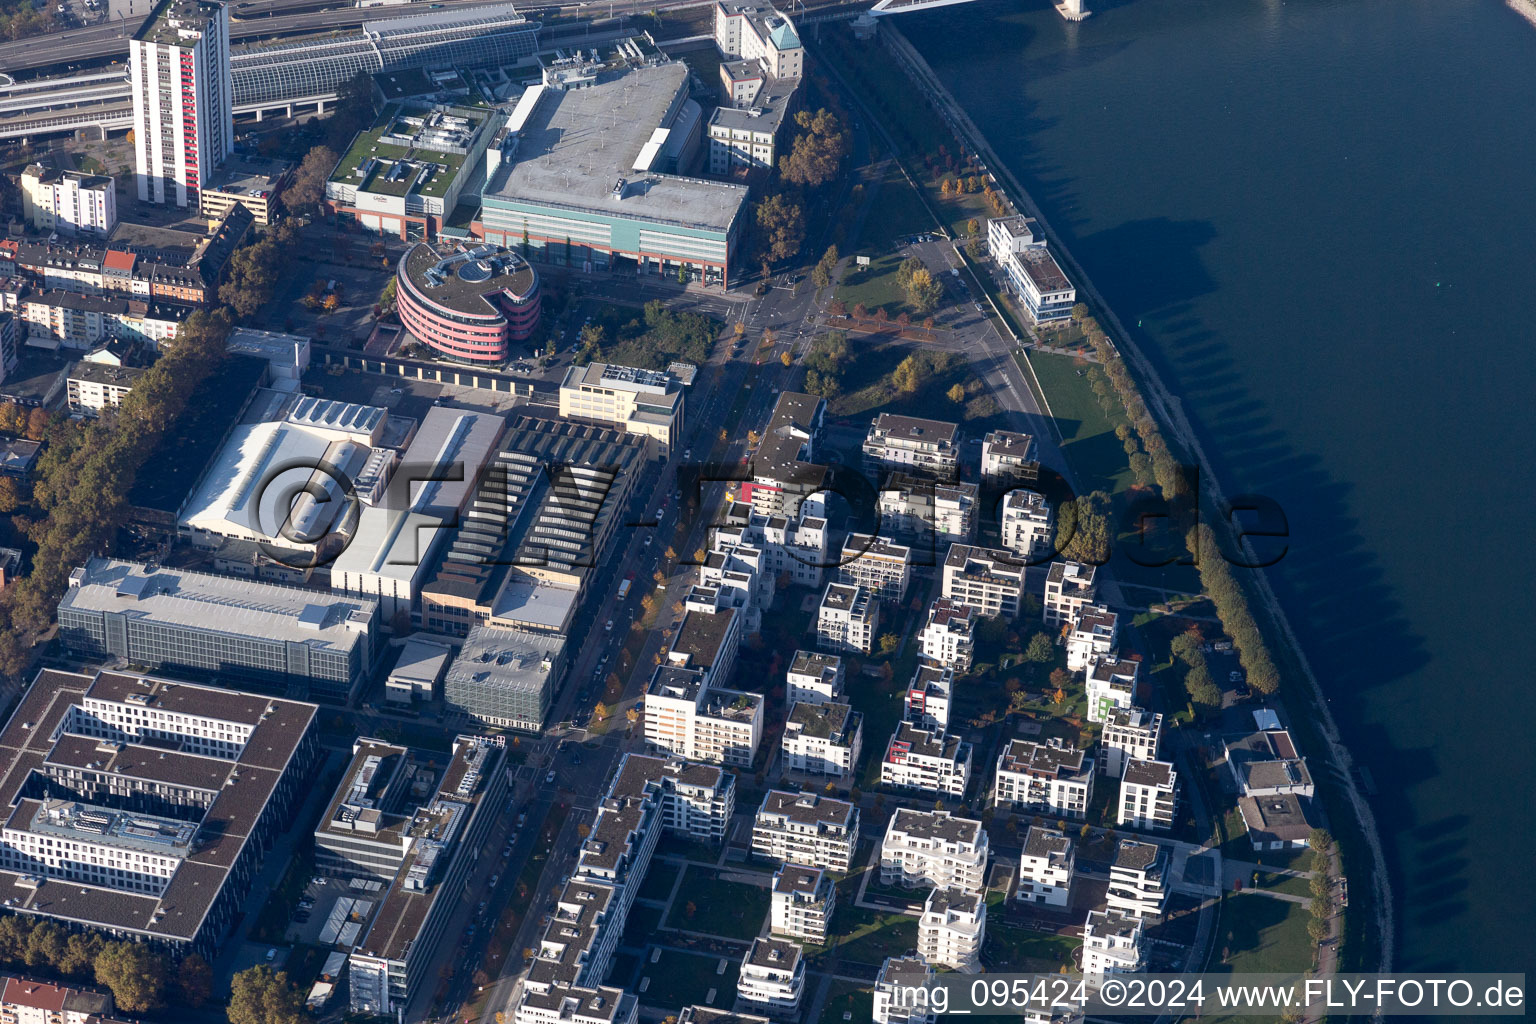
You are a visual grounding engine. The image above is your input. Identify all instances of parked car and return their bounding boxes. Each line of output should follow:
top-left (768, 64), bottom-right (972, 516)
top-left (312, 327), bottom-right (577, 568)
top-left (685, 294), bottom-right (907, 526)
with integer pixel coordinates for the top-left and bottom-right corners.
top-left (265, 949), bottom-right (277, 962)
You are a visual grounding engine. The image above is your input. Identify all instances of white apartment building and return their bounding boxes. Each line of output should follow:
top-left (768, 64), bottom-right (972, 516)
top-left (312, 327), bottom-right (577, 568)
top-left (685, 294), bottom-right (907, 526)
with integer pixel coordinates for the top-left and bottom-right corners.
top-left (782, 700), bottom-right (862, 778)
top-left (66, 359), bottom-right (146, 416)
top-left (919, 598), bottom-right (975, 672)
top-left (1065, 606), bottom-right (1119, 672)
top-left (880, 721), bottom-right (971, 798)
top-left (1100, 707), bottom-right (1163, 778)
top-left (1016, 826), bottom-right (1074, 907)
top-left (1105, 840), bottom-right (1169, 919)
top-left (816, 582), bottom-right (879, 655)
top-left (838, 534), bottom-right (912, 603)
top-left (786, 650), bottom-right (843, 705)
top-left (0, 977), bottom-right (113, 1024)
top-left (130, 0), bottom-right (234, 206)
top-left (770, 864), bottom-right (834, 943)
top-left (710, 506), bottom-right (829, 598)
top-left (1044, 560), bottom-right (1097, 627)
top-left (19, 166), bottom-right (117, 237)
top-left (559, 362), bottom-right (685, 455)
top-left (665, 598), bottom-right (743, 689)
top-left (1085, 654), bottom-right (1140, 722)
top-left (904, 664), bottom-right (953, 732)
top-left (1081, 909), bottom-right (1145, 977)
top-left (993, 738), bottom-right (1095, 820)
top-left (752, 790), bottom-right (859, 872)
top-left (878, 474), bottom-right (978, 547)
top-left (917, 887), bottom-right (985, 973)
top-left (746, 391), bottom-right (826, 518)
top-left (1118, 759), bottom-right (1178, 832)
top-left (738, 938), bottom-right (804, 1015)
top-left (980, 429), bottom-right (1039, 484)
top-left (987, 215), bottom-right (1075, 324)
top-left (879, 808), bottom-right (988, 892)
top-left (874, 956), bottom-right (935, 1024)
top-left (1000, 489), bottom-right (1053, 561)
top-left (644, 665), bottom-right (763, 768)
top-left (941, 544), bottom-right (1025, 619)
top-left (863, 413), bottom-right (961, 480)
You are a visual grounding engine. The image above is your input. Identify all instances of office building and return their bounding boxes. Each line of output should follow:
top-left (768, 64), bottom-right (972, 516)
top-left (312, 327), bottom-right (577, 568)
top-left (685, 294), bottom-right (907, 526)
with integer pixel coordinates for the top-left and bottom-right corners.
top-left (19, 166), bottom-right (116, 238)
top-left (941, 544), bottom-right (1025, 619)
top-left (1080, 910), bottom-right (1144, 976)
top-left (198, 155), bottom-right (291, 225)
top-left (879, 808), bottom-right (988, 892)
top-left (394, 242), bottom-right (541, 362)
top-left (1099, 707), bottom-right (1163, 778)
top-left (918, 598), bottom-right (975, 672)
top-left (785, 650), bottom-right (843, 706)
top-left (481, 62), bottom-right (748, 287)
top-left (815, 582), bottom-right (878, 655)
top-left (987, 215), bottom-right (1075, 324)
top-left (917, 888), bottom-right (984, 973)
top-left (737, 938), bottom-right (804, 1015)
top-left (560, 362), bottom-right (686, 455)
top-left (130, 0), bottom-right (233, 207)
top-left (751, 790), bottom-right (859, 872)
top-left (1105, 840), bottom-right (1169, 919)
top-left (993, 738), bottom-right (1094, 820)
top-left (743, 391), bottom-right (827, 517)
top-left (0, 668), bottom-right (318, 958)
top-left (838, 534), bottom-right (912, 603)
top-left (781, 700), bottom-right (862, 778)
top-left (1043, 560), bottom-right (1096, 627)
top-left (880, 721), bottom-right (971, 799)
top-left (444, 623), bottom-right (567, 731)
top-left (980, 429), bottom-right (1038, 484)
top-left (770, 865), bottom-right (833, 943)
top-left (862, 413), bottom-right (960, 481)
top-left (343, 737), bottom-right (506, 1017)
top-left (644, 664), bottom-right (762, 768)
top-left (384, 637), bottom-right (452, 705)
top-left (1016, 826), bottom-right (1074, 907)
top-left (57, 558), bottom-right (378, 703)
top-left (1000, 489), bottom-right (1052, 560)
top-left (1086, 654), bottom-right (1140, 722)
top-left (714, 3), bottom-right (804, 79)
top-left (707, 3), bottom-right (802, 175)
top-left (873, 957), bottom-right (935, 1024)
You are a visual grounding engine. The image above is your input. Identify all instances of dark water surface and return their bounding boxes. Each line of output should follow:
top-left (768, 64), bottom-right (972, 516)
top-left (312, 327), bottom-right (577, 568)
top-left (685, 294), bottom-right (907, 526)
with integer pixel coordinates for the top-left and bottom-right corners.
top-left (906, 0), bottom-right (1536, 970)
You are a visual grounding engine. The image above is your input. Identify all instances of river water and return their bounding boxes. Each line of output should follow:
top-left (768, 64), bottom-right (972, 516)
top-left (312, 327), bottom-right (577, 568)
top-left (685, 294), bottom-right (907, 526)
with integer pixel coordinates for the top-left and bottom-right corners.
top-left (904, 0), bottom-right (1536, 971)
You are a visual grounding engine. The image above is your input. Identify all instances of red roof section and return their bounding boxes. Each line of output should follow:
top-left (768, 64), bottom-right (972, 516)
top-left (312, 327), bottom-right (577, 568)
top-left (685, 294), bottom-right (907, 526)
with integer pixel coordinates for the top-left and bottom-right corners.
top-left (102, 249), bottom-right (137, 272)
top-left (2, 977), bottom-right (69, 1012)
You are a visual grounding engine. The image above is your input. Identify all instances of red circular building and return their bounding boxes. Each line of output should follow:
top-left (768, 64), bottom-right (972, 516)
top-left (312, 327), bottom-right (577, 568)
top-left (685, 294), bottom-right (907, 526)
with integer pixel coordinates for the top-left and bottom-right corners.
top-left (396, 243), bottom-right (541, 363)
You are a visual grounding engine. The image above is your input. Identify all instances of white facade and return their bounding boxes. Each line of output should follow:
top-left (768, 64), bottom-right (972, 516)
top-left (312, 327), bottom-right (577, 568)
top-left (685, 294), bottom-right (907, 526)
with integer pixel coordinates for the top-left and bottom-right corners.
top-left (1081, 910), bottom-right (1144, 977)
top-left (782, 701), bottom-right (862, 778)
top-left (838, 534), bottom-right (912, 603)
top-left (1105, 840), bottom-right (1169, 919)
top-left (873, 957), bottom-right (935, 1024)
top-left (785, 650), bottom-right (843, 705)
top-left (1065, 606), bottom-right (1119, 672)
top-left (130, 0), bottom-right (234, 207)
top-left (879, 809), bottom-right (988, 892)
top-left (987, 215), bottom-right (1075, 324)
top-left (738, 938), bottom-right (804, 1015)
top-left (1099, 707), bottom-right (1163, 778)
top-left (917, 888), bottom-right (985, 973)
top-left (770, 864), bottom-right (834, 943)
top-left (1000, 489), bottom-right (1053, 561)
top-left (993, 738), bottom-right (1095, 820)
top-left (816, 582), bottom-right (878, 655)
top-left (880, 722), bottom-right (971, 798)
top-left (941, 544), bottom-right (1025, 619)
top-left (918, 599), bottom-right (975, 672)
top-left (644, 666), bottom-right (762, 769)
top-left (752, 790), bottom-right (859, 872)
top-left (714, 2), bottom-right (804, 78)
top-left (980, 429), bottom-right (1038, 484)
top-left (904, 664), bottom-right (953, 733)
top-left (878, 475), bottom-right (978, 547)
top-left (1043, 560), bottom-right (1096, 627)
top-left (19, 166), bottom-right (117, 237)
top-left (863, 413), bottom-right (961, 480)
top-left (1085, 654), bottom-right (1140, 722)
top-left (559, 362), bottom-right (684, 455)
top-left (1016, 826), bottom-right (1074, 907)
top-left (1117, 759), bottom-right (1178, 832)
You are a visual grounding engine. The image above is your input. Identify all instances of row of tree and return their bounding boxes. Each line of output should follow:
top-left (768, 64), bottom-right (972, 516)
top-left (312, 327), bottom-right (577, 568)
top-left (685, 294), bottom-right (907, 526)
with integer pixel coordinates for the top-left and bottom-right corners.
top-left (754, 107), bottom-right (852, 271)
top-left (1187, 523), bottom-right (1281, 695)
top-left (1074, 307), bottom-right (1186, 501)
top-left (0, 310), bottom-right (233, 678)
top-left (0, 914), bottom-right (207, 1012)
top-left (1170, 626), bottom-right (1222, 712)
top-left (0, 401), bottom-right (50, 441)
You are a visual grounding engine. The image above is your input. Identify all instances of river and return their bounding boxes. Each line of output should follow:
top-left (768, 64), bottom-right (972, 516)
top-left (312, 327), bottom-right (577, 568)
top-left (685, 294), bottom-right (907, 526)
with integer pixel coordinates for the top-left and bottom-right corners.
top-left (902, 0), bottom-right (1536, 972)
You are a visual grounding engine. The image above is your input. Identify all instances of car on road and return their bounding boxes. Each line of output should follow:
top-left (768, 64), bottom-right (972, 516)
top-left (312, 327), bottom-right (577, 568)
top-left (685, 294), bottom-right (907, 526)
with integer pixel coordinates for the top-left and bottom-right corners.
top-left (501, 844), bottom-right (512, 858)
top-left (488, 875), bottom-right (499, 887)
top-left (656, 508), bottom-right (664, 520)
top-left (544, 771), bottom-right (556, 784)
top-left (644, 535), bottom-right (653, 547)
top-left (265, 948), bottom-right (277, 962)
top-left (683, 448), bottom-right (692, 459)
top-left (605, 619), bottom-right (613, 631)
top-left (517, 812), bottom-right (527, 828)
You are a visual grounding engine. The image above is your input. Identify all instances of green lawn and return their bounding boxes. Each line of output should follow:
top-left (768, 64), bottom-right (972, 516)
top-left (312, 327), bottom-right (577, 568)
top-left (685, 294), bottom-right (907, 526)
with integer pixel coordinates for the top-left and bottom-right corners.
top-left (1255, 872), bottom-right (1316, 899)
top-left (983, 922), bottom-right (1077, 972)
top-left (835, 249), bottom-right (912, 317)
top-left (665, 866), bottom-right (772, 940)
top-left (819, 980), bottom-right (875, 1024)
top-left (637, 948), bottom-right (739, 1010)
top-left (1022, 350), bottom-right (1131, 497)
top-left (1212, 893), bottom-right (1316, 975)
top-left (636, 860), bottom-right (681, 902)
top-left (860, 161), bottom-right (940, 246)
top-left (818, 903), bottom-right (919, 967)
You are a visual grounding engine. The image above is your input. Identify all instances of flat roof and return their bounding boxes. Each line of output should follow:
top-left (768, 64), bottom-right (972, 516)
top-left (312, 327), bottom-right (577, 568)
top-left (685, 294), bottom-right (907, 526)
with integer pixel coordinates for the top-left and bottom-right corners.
top-left (401, 243), bottom-right (538, 317)
top-left (485, 63), bottom-right (748, 234)
top-left (445, 623), bottom-right (564, 697)
top-left (755, 789), bottom-right (855, 829)
top-left (887, 807), bottom-right (982, 846)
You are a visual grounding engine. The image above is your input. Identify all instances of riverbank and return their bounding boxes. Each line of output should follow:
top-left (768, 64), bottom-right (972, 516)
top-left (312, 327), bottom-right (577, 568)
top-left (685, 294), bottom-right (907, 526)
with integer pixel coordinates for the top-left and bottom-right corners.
top-left (1509, 0), bottom-right (1536, 30)
top-left (869, 19), bottom-right (1393, 974)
